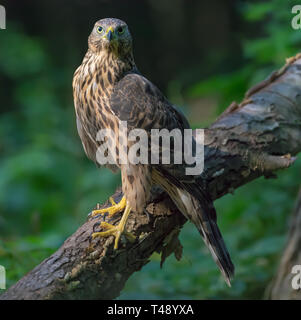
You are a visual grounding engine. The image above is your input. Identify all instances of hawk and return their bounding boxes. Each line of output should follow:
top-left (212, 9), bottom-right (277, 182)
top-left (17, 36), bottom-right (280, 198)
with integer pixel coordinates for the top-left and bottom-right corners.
top-left (73, 18), bottom-right (234, 285)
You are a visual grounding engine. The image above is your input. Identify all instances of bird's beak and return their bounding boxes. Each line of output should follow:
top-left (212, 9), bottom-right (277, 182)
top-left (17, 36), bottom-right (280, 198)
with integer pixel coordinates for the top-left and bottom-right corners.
top-left (105, 27), bottom-right (114, 41)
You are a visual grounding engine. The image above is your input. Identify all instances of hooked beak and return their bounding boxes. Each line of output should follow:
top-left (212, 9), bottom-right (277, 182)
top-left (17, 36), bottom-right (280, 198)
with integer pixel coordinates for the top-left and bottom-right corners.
top-left (105, 27), bottom-right (114, 41)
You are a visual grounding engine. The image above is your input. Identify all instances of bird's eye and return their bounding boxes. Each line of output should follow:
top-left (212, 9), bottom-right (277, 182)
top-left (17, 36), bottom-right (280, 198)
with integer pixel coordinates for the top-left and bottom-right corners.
top-left (117, 26), bottom-right (125, 35)
top-left (97, 26), bottom-right (103, 34)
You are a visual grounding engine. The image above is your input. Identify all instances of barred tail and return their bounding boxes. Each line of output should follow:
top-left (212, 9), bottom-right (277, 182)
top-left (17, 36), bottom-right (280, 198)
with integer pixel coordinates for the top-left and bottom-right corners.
top-left (151, 169), bottom-right (234, 285)
top-left (191, 196), bottom-right (235, 286)
top-left (174, 186), bottom-right (235, 285)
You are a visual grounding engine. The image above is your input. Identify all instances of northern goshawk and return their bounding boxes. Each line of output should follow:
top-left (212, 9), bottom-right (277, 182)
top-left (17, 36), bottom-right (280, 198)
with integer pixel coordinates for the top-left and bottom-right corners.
top-left (72, 18), bottom-right (234, 285)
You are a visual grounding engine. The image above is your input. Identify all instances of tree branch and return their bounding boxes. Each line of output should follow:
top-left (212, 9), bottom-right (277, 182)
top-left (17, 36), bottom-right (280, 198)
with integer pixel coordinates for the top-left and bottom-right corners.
top-left (1, 54), bottom-right (301, 300)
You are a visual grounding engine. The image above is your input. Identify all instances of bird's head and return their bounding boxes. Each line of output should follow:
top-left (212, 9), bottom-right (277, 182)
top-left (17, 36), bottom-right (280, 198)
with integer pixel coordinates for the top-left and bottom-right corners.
top-left (88, 18), bottom-right (133, 58)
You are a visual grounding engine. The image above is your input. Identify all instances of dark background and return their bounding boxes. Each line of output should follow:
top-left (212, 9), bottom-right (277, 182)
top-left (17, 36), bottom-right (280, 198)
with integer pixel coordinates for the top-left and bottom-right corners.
top-left (0, 0), bottom-right (300, 299)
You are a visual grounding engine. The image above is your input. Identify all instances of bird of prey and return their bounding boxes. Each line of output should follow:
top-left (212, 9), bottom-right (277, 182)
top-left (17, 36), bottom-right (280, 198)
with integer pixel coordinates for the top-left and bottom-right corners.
top-left (73, 18), bottom-right (234, 285)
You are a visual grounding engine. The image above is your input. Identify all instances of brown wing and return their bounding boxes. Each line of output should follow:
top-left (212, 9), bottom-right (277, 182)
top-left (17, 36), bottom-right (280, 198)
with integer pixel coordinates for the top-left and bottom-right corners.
top-left (110, 72), bottom-right (188, 132)
top-left (110, 72), bottom-right (194, 181)
top-left (110, 72), bottom-right (190, 212)
top-left (110, 72), bottom-right (234, 283)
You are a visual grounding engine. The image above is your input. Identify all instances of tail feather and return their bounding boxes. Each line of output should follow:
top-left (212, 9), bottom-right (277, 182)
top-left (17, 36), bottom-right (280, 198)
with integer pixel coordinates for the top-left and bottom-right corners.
top-left (174, 183), bottom-right (235, 285)
top-left (151, 168), bottom-right (234, 285)
top-left (190, 194), bottom-right (235, 285)
top-left (195, 202), bottom-right (234, 284)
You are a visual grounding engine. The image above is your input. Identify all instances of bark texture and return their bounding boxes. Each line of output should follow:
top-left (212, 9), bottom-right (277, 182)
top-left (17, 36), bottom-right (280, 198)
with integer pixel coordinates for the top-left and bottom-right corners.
top-left (269, 188), bottom-right (301, 300)
top-left (1, 54), bottom-right (301, 300)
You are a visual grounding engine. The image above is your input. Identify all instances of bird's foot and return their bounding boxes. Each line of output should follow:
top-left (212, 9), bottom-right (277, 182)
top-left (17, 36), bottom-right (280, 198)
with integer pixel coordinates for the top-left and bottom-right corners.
top-left (89, 196), bottom-right (126, 219)
top-left (91, 201), bottom-right (135, 249)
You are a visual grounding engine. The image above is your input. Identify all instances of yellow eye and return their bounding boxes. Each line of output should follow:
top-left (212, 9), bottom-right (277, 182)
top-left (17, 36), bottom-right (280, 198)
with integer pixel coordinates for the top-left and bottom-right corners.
top-left (97, 26), bottom-right (103, 34)
top-left (117, 26), bottom-right (125, 35)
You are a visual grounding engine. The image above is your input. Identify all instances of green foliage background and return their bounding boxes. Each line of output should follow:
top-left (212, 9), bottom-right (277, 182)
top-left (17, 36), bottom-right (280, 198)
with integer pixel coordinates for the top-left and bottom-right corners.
top-left (0, 0), bottom-right (300, 299)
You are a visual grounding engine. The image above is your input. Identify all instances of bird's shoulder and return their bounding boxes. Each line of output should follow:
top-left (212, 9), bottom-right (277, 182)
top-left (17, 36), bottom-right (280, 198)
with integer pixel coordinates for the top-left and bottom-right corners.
top-left (113, 72), bottom-right (164, 100)
top-left (110, 72), bottom-right (190, 131)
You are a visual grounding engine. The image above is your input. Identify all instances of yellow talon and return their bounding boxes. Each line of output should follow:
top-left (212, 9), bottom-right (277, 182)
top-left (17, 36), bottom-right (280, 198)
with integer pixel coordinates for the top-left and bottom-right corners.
top-left (109, 197), bottom-right (117, 206)
top-left (91, 200), bottom-right (135, 249)
top-left (90, 196), bottom-right (126, 218)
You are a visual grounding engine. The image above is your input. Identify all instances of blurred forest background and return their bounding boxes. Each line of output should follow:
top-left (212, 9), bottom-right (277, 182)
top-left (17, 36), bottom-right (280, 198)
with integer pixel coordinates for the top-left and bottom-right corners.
top-left (0, 0), bottom-right (300, 299)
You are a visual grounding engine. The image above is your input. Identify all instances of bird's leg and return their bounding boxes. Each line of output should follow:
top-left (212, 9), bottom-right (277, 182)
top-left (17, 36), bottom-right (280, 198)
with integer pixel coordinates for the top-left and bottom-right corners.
top-left (91, 201), bottom-right (135, 249)
top-left (90, 196), bottom-right (127, 218)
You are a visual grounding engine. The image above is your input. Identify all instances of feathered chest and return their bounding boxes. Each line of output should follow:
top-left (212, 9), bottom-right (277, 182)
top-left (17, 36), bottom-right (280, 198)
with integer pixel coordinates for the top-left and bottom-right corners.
top-left (72, 51), bottom-right (133, 133)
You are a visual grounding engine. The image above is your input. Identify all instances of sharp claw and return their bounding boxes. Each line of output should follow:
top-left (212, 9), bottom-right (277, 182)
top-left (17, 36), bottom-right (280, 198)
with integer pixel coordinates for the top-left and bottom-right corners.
top-left (89, 211), bottom-right (110, 222)
top-left (88, 203), bottom-right (102, 218)
top-left (93, 214), bottom-right (102, 220)
top-left (93, 222), bottom-right (101, 233)
top-left (103, 212), bottom-right (109, 221)
top-left (89, 197), bottom-right (130, 249)
top-left (88, 211), bottom-right (101, 220)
